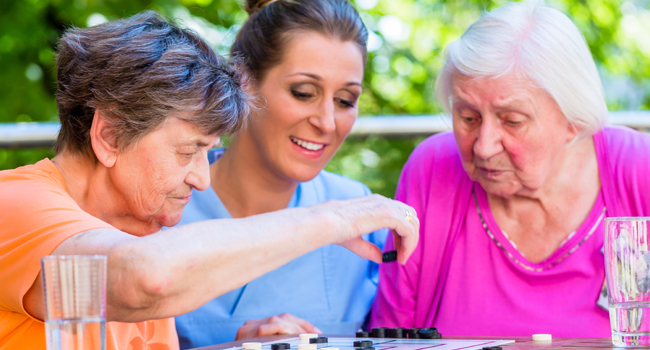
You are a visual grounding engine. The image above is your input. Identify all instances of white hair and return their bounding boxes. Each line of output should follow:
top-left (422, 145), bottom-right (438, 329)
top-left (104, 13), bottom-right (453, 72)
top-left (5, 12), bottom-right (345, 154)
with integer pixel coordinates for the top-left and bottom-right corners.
top-left (435, 0), bottom-right (608, 140)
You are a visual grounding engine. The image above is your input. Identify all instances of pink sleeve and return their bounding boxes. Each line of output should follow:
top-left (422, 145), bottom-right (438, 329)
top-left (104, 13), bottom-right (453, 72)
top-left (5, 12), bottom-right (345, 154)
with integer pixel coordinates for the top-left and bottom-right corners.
top-left (369, 152), bottom-right (425, 328)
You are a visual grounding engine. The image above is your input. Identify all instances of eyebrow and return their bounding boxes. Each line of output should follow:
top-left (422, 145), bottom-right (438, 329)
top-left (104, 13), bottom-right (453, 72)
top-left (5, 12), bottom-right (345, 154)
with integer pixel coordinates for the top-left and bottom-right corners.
top-left (177, 140), bottom-right (211, 148)
top-left (452, 93), bottom-right (532, 111)
top-left (288, 72), bottom-right (361, 87)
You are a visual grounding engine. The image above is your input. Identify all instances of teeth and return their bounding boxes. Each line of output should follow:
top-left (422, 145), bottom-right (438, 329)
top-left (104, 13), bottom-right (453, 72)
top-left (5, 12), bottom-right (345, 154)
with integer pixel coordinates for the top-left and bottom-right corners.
top-left (290, 136), bottom-right (324, 151)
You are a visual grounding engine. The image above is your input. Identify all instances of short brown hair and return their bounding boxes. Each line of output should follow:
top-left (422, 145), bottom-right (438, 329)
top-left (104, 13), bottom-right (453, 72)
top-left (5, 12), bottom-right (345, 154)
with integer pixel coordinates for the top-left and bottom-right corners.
top-left (55, 11), bottom-right (249, 158)
top-left (231, 0), bottom-right (368, 83)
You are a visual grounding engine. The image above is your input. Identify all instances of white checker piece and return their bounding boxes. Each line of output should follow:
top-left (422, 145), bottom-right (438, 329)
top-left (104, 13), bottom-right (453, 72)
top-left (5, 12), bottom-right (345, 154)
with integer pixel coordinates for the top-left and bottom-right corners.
top-left (231, 336), bottom-right (515, 350)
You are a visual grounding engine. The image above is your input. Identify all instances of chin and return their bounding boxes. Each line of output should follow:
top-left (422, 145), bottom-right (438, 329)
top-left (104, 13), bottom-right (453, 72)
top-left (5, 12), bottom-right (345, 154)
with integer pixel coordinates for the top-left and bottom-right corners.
top-left (154, 210), bottom-right (184, 228)
top-left (478, 180), bottom-right (521, 198)
top-left (286, 166), bottom-right (323, 183)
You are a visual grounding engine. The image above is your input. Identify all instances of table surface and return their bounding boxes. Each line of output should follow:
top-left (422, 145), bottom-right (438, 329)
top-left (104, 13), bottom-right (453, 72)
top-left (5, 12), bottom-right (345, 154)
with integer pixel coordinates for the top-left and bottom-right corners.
top-left (188, 334), bottom-right (640, 350)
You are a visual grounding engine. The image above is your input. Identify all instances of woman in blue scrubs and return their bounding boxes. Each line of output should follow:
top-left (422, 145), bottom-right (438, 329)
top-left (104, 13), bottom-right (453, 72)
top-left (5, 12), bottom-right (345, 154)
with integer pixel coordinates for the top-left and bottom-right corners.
top-left (173, 0), bottom-right (387, 348)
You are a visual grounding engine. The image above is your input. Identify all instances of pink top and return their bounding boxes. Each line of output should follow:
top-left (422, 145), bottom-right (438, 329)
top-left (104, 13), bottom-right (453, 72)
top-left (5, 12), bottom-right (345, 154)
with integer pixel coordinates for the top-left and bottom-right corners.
top-left (370, 126), bottom-right (650, 337)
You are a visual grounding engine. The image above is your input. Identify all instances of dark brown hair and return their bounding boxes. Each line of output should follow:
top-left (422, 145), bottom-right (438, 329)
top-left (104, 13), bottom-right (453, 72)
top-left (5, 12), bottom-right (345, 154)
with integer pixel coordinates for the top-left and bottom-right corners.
top-left (55, 11), bottom-right (249, 158)
top-left (231, 0), bottom-right (368, 83)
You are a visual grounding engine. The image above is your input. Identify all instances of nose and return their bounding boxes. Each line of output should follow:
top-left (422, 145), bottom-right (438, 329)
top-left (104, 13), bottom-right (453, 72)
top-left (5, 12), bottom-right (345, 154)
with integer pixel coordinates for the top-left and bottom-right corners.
top-left (309, 99), bottom-right (336, 134)
top-left (185, 153), bottom-right (211, 191)
top-left (473, 117), bottom-right (504, 160)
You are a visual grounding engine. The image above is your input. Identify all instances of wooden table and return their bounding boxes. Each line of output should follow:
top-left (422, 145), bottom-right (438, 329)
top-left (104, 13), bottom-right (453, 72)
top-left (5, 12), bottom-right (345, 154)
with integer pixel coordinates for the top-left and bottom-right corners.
top-left (188, 334), bottom-right (634, 350)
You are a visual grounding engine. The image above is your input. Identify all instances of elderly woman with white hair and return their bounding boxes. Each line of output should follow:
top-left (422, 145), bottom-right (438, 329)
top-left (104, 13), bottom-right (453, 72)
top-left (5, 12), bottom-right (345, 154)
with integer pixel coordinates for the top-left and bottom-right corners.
top-left (370, 0), bottom-right (650, 337)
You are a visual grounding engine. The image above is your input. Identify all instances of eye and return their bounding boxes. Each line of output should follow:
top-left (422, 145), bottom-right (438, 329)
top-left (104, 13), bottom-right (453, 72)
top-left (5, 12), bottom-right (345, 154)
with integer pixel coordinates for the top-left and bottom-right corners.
top-left (460, 114), bottom-right (480, 125)
top-left (336, 97), bottom-right (356, 109)
top-left (453, 106), bottom-right (480, 126)
top-left (501, 113), bottom-right (525, 127)
top-left (179, 150), bottom-right (198, 159)
top-left (291, 90), bottom-right (312, 100)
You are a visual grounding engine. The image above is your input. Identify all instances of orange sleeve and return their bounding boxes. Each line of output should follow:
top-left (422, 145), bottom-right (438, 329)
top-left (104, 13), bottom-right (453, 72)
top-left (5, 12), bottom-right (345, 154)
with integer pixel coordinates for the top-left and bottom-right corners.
top-left (0, 159), bottom-right (113, 317)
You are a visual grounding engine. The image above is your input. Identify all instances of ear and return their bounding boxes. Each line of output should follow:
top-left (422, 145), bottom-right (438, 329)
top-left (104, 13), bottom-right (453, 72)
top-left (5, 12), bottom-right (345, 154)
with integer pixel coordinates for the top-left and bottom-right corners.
top-left (566, 121), bottom-right (580, 143)
top-left (90, 109), bottom-right (119, 168)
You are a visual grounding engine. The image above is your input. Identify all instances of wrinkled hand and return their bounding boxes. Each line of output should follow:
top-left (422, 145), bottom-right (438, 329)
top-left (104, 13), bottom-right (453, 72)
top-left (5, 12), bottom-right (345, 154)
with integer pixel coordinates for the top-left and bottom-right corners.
top-left (235, 313), bottom-right (322, 340)
top-left (317, 194), bottom-right (420, 266)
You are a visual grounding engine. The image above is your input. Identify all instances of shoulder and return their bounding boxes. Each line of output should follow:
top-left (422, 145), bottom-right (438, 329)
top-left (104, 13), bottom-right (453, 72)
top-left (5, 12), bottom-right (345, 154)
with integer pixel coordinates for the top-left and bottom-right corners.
top-left (598, 125), bottom-right (650, 159)
top-left (0, 160), bottom-right (112, 315)
top-left (409, 131), bottom-right (461, 162)
top-left (404, 131), bottom-right (463, 177)
top-left (0, 159), bottom-right (68, 199)
top-left (597, 126), bottom-right (650, 215)
top-left (305, 170), bottom-right (372, 200)
top-left (597, 126), bottom-right (650, 179)
top-left (398, 131), bottom-right (466, 197)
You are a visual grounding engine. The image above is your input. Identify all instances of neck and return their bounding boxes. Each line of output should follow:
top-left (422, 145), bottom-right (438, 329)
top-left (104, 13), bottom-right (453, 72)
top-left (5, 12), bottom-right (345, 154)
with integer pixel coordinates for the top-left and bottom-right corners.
top-left (211, 134), bottom-right (298, 218)
top-left (52, 152), bottom-right (159, 235)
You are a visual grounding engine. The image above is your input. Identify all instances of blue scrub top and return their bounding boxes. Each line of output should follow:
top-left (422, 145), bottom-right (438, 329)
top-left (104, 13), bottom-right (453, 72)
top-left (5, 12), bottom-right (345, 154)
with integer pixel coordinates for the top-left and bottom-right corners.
top-left (173, 149), bottom-right (388, 349)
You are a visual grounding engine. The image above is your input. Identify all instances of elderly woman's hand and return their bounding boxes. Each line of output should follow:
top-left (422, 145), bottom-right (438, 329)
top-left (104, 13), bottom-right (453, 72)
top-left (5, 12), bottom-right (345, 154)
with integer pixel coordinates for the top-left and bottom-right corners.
top-left (235, 313), bottom-right (321, 340)
top-left (314, 194), bottom-right (419, 265)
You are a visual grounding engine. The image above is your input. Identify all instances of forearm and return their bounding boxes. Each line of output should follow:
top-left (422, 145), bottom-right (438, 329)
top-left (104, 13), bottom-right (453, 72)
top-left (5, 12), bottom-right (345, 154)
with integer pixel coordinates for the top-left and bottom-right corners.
top-left (117, 206), bottom-right (331, 321)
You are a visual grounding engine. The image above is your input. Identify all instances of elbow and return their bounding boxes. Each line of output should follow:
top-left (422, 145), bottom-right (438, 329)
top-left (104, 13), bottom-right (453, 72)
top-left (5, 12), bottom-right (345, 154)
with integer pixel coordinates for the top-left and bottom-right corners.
top-left (107, 241), bottom-right (175, 314)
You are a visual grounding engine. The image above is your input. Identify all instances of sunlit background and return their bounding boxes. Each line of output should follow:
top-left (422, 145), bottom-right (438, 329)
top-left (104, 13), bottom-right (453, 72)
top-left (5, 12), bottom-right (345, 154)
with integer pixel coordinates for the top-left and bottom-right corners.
top-left (0, 0), bottom-right (646, 197)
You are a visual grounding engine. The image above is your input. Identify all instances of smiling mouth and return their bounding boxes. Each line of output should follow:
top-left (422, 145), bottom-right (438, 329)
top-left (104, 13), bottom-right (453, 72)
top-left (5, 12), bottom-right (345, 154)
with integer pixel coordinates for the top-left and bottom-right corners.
top-left (290, 136), bottom-right (325, 151)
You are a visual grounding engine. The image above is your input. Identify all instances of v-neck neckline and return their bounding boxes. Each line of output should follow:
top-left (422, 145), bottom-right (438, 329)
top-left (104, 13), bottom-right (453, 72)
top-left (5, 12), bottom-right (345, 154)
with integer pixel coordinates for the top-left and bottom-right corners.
top-left (473, 183), bottom-right (606, 271)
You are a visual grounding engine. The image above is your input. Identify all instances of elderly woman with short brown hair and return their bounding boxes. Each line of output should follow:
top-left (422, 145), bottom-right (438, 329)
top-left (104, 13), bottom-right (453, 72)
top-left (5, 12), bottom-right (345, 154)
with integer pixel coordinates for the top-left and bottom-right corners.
top-left (371, 0), bottom-right (650, 338)
top-left (0, 11), bottom-right (419, 350)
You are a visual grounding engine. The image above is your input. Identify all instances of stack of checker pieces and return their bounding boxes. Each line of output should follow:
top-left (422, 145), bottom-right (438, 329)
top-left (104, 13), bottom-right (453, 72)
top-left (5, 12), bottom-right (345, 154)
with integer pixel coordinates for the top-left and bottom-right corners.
top-left (356, 327), bottom-right (441, 341)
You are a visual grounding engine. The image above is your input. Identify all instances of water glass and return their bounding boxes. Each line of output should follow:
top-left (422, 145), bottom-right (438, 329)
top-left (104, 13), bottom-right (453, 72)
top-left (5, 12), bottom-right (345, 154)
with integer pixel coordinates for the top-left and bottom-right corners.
top-left (605, 217), bottom-right (650, 347)
top-left (41, 255), bottom-right (107, 350)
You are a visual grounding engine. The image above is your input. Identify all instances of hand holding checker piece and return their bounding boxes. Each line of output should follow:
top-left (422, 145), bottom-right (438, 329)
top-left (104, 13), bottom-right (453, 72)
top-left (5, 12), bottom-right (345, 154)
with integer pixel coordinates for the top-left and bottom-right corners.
top-left (379, 210), bottom-right (414, 263)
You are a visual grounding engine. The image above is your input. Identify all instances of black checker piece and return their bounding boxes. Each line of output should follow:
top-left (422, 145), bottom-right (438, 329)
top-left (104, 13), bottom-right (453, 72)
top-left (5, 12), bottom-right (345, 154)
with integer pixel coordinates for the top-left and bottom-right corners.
top-left (406, 328), bottom-right (421, 339)
top-left (388, 328), bottom-right (405, 338)
top-left (418, 327), bottom-right (441, 339)
top-left (309, 337), bottom-right (328, 344)
top-left (382, 251), bottom-right (398, 263)
top-left (371, 327), bottom-right (388, 338)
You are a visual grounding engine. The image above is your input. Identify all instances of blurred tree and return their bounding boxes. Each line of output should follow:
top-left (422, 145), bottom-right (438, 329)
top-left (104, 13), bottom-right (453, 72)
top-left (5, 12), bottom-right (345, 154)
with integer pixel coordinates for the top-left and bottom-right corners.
top-left (0, 0), bottom-right (645, 197)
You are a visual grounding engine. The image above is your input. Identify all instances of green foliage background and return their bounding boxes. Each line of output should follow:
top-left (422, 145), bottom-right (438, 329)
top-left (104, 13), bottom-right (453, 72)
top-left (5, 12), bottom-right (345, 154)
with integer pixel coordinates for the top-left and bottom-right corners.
top-left (0, 0), bottom-right (646, 197)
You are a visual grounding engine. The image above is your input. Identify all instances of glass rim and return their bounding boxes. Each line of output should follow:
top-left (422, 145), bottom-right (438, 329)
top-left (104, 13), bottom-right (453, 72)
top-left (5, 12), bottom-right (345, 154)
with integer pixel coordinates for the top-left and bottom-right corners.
top-left (605, 217), bottom-right (650, 222)
top-left (41, 254), bottom-right (107, 262)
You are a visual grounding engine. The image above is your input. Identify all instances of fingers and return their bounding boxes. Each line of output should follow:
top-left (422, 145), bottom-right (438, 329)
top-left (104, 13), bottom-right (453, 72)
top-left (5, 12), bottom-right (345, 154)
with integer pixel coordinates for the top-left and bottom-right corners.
top-left (320, 194), bottom-right (419, 265)
top-left (339, 237), bottom-right (383, 264)
top-left (390, 203), bottom-right (419, 265)
top-left (236, 313), bottom-right (321, 340)
top-left (258, 321), bottom-right (306, 337)
top-left (280, 313), bottom-right (322, 334)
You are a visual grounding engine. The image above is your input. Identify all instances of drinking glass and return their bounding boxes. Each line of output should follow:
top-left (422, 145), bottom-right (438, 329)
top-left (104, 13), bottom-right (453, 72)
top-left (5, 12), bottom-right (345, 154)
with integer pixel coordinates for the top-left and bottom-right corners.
top-left (606, 217), bottom-right (650, 347)
top-left (41, 255), bottom-right (107, 350)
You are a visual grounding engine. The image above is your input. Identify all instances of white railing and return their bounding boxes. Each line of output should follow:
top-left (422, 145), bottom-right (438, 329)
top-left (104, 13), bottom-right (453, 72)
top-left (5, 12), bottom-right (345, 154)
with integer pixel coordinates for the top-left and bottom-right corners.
top-left (1, 111), bottom-right (649, 148)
